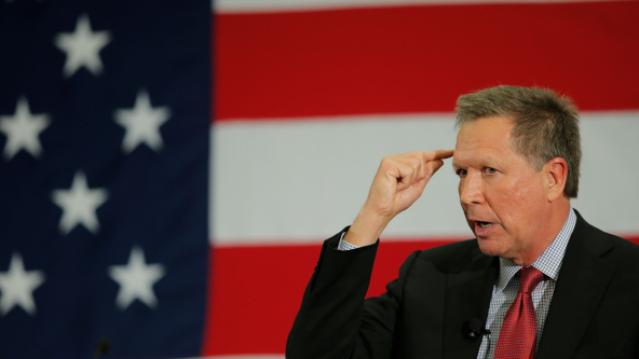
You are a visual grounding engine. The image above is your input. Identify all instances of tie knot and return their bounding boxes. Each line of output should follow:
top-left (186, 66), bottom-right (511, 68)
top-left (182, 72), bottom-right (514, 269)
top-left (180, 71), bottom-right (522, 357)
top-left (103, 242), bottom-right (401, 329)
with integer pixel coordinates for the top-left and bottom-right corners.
top-left (519, 266), bottom-right (544, 294)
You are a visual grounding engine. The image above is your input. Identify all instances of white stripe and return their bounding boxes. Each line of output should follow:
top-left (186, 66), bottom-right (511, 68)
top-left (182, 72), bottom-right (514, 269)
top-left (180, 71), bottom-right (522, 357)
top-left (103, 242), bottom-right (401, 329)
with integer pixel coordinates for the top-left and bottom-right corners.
top-left (210, 112), bottom-right (639, 245)
top-left (214, 0), bottom-right (621, 14)
top-left (571, 112), bottom-right (639, 234)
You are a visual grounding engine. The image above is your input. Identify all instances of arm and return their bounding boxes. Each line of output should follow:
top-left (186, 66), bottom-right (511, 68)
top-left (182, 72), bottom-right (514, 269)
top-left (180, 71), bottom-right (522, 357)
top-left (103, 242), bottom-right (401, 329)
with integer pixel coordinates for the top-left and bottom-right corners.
top-left (287, 150), bottom-right (453, 359)
top-left (345, 150), bottom-right (453, 246)
top-left (286, 232), bottom-right (421, 359)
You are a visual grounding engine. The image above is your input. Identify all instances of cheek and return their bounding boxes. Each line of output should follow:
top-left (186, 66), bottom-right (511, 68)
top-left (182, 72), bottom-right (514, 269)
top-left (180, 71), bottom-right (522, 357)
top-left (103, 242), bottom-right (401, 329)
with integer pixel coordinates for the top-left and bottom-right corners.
top-left (488, 178), bottom-right (541, 224)
top-left (506, 173), bottom-right (545, 203)
top-left (510, 185), bottom-right (534, 205)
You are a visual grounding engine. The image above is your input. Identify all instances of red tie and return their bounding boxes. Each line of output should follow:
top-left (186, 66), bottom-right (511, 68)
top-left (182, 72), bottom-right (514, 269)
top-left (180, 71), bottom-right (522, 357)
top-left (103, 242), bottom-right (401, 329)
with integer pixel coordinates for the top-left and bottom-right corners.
top-left (494, 266), bottom-right (545, 359)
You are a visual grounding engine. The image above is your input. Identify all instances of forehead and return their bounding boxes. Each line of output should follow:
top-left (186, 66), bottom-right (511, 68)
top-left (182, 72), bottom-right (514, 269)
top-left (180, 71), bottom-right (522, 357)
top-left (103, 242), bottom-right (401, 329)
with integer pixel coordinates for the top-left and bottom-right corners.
top-left (453, 116), bottom-right (517, 166)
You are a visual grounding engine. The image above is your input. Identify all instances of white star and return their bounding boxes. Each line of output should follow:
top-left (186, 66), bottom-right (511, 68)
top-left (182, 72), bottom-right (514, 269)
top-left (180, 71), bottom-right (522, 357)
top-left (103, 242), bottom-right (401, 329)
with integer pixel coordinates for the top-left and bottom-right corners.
top-left (54, 14), bottom-right (111, 77)
top-left (0, 97), bottom-right (50, 160)
top-left (51, 172), bottom-right (108, 235)
top-left (109, 247), bottom-right (165, 310)
top-left (114, 90), bottom-right (171, 153)
top-left (0, 253), bottom-right (45, 316)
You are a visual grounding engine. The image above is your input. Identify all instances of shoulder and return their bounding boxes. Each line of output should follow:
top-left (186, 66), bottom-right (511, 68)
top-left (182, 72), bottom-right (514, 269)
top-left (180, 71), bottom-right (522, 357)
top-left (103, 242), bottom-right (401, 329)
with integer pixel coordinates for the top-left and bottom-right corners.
top-left (574, 213), bottom-right (639, 253)
top-left (597, 230), bottom-right (639, 271)
top-left (405, 239), bottom-right (493, 275)
top-left (572, 213), bottom-right (639, 271)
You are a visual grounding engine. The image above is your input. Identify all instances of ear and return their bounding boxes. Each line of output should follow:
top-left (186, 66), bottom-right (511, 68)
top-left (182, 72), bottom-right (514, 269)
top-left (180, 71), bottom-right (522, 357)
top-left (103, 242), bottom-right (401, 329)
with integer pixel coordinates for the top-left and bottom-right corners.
top-left (543, 157), bottom-right (569, 201)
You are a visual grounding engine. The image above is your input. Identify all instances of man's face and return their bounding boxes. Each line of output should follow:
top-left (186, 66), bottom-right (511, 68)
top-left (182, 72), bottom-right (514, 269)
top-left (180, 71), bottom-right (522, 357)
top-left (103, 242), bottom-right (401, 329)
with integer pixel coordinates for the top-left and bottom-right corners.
top-left (453, 116), bottom-right (549, 262)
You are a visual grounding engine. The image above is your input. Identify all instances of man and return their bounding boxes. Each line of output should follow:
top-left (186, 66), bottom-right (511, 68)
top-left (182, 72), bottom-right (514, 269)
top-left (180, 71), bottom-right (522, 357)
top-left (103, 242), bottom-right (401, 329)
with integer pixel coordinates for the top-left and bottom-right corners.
top-left (287, 86), bottom-right (639, 359)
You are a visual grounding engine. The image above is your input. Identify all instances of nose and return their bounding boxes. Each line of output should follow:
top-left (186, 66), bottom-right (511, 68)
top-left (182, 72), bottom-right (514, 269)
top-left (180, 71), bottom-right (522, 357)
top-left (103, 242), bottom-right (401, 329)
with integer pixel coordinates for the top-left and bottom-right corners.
top-left (459, 171), bottom-right (484, 206)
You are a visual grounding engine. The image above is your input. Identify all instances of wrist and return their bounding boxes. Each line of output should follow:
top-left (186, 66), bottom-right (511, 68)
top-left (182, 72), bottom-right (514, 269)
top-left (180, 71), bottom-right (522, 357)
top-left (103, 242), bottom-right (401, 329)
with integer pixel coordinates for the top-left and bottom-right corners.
top-left (345, 208), bottom-right (389, 246)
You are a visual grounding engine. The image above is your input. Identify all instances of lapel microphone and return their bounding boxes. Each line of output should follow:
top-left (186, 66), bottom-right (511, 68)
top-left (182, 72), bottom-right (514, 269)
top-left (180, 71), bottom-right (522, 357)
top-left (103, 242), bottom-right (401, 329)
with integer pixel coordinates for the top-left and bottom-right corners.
top-left (93, 338), bottom-right (111, 359)
top-left (462, 318), bottom-right (491, 340)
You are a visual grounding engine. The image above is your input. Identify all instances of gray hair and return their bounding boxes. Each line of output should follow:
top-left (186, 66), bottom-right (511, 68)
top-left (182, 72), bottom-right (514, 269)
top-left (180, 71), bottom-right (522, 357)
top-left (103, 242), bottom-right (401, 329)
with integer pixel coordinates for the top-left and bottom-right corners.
top-left (455, 85), bottom-right (581, 198)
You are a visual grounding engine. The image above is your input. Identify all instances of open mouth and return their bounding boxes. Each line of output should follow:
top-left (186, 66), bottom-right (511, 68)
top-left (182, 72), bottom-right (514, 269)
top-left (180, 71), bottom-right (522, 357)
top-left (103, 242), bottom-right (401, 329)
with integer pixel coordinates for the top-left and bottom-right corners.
top-left (472, 220), bottom-right (496, 235)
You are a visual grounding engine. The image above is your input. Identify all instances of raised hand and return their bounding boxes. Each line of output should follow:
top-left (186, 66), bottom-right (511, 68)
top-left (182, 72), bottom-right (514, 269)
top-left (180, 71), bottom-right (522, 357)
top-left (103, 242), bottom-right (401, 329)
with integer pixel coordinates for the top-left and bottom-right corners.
top-left (344, 150), bottom-right (454, 246)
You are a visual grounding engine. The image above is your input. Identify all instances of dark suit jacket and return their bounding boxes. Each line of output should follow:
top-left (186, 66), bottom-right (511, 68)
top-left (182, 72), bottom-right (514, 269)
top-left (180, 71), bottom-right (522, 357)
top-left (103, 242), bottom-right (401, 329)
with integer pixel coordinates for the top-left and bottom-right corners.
top-left (287, 213), bottom-right (639, 359)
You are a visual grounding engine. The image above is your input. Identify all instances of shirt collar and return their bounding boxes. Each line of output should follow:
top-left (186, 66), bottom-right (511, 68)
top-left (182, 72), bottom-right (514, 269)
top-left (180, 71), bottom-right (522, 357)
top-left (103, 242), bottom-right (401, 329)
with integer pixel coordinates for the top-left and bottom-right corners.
top-left (496, 208), bottom-right (577, 291)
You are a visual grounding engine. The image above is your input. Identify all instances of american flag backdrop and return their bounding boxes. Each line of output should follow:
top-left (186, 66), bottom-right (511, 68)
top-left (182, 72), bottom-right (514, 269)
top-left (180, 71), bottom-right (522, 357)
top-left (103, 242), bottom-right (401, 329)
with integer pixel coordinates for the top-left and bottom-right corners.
top-left (1, 0), bottom-right (638, 358)
top-left (0, 0), bottom-right (210, 357)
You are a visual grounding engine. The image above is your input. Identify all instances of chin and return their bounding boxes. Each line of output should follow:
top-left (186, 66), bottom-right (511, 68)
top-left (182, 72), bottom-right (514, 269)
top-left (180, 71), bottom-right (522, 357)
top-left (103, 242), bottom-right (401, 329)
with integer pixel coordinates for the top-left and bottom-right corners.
top-left (476, 238), bottom-right (504, 258)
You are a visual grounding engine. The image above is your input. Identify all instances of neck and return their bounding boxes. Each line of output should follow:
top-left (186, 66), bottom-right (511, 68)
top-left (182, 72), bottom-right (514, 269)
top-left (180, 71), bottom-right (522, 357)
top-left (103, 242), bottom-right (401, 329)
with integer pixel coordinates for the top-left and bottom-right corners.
top-left (517, 199), bottom-right (571, 266)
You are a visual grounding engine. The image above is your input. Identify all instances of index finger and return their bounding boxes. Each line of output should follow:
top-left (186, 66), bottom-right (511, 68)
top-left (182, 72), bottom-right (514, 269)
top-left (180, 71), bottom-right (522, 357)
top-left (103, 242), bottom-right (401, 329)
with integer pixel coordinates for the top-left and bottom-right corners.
top-left (422, 149), bottom-right (454, 162)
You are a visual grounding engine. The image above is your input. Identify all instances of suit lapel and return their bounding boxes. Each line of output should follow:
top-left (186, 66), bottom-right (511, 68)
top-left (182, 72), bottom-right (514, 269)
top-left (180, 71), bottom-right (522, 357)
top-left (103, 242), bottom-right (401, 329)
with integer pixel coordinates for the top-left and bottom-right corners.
top-left (443, 252), bottom-right (497, 359)
top-left (536, 214), bottom-right (615, 358)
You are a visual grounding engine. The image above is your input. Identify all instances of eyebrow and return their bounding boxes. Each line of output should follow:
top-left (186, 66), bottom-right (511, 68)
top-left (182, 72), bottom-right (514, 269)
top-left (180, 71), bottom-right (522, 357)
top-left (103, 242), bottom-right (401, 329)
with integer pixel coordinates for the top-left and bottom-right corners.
top-left (452, 154), bottom-right (503, 170)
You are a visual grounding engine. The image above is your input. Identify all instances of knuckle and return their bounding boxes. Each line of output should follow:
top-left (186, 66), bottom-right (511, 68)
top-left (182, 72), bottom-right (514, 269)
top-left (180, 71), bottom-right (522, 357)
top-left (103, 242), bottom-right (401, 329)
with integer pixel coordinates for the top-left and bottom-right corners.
top-left (380, 156), bottom-right (395, 166)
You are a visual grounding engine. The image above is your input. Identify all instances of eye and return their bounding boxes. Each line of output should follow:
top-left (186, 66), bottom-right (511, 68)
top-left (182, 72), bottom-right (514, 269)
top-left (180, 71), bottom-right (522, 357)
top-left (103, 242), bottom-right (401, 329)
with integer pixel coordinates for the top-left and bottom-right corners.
top-left (482, 167), bottom-right (497, 175)
top-left (455, 168), bottom-right (467, 177)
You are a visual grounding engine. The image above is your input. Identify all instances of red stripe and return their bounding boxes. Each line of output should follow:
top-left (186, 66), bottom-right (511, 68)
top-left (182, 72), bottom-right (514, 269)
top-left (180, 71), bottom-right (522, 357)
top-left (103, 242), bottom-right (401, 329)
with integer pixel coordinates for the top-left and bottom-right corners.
top-left (214, 1), bottom-right (639, 121)
top-left (202, 235), bottom-right (639, 354)
top-left (202, 239), bottom-right (454, 355)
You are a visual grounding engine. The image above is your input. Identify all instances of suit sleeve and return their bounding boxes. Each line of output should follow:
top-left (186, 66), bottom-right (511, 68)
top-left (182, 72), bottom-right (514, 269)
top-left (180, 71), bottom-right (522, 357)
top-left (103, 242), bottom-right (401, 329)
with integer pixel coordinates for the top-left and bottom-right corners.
top-left (286, 228), bottom-right (419, 359)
